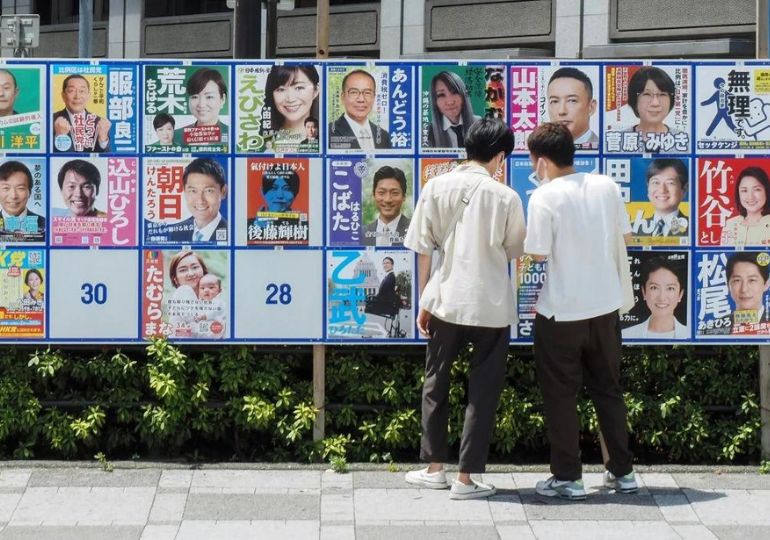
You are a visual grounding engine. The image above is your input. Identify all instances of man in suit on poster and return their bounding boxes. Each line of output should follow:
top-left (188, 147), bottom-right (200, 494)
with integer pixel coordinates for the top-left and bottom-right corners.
top-left (53, 74), bottom-right (111, 153)
top-left (329, 69), bottom-right (391, 150)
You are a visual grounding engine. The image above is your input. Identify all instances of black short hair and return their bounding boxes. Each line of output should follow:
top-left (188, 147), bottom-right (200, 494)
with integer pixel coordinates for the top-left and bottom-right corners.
top-left (640, 256), bottom-right (685, 290)
top-left (304, 116), bottom-right (318, 126)
top-left (465, 118), bottom-right (514, 162)
top-left (262, 168), bottom-right (300, 196)
top-left (0, 68), bottom-right (18, 88)
top-left (526, 122), bottom-right (575, 167)
top-left (735, 166), bottom-right (770, 217)
top-left (62, 74), bottom-right (89, 93)
top-left (25, 268), bottom-right (43, 286)
top-left (548, 67), bottom-right (593, 99)
top-left (383, 257), bottom-right (394, 265)
top-left (727, 252), bottom-right (769, 282)
top-left (183, 158), bottom-right (226, 188)
top-left (341, 69), bottom-right (375, 92)
top-left (186, 68), bottom-right (227, 98)
top-left (153, 113), bottom-right (175, 130)
top-left (372, 166), bottom-right (407, 195)
top-left (0, 160), bottom-right (33, 190)
top-left (646, 159), bottom-right (688, 191)
top-left (57, 159), bottom-right (101, 192)
top-left (627, 67), bottom-right (675, 118)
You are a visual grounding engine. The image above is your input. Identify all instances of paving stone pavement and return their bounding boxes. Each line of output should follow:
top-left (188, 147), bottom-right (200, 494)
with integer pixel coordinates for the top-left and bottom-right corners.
top-left (0, 465), bottom-right (768, 539)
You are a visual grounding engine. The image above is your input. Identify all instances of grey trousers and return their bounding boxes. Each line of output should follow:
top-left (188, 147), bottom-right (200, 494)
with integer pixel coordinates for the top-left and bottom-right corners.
top-left (419, 315), bottom-right (509, 473)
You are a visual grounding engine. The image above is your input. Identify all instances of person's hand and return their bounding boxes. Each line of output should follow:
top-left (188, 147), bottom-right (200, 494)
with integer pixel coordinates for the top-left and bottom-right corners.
top-left (54, 116), bottom-right (71, 136)
top-left (416, 308), bottom-right (432, 339)
top-left (96, 117), bottom-right (112, 144)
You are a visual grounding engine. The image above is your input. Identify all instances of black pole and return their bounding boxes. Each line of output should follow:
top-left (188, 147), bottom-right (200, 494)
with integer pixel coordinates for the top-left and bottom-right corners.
top-left (266, 0), bottom-right (278, 59)
top-left (234, 0), bottom-right (262, 59)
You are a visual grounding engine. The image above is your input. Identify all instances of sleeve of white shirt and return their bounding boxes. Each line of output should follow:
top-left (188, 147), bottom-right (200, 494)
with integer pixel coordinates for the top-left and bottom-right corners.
top-left (403, 182), bottom-right (437, 255)
top-left (503, 193), bottom-right (526, 260)
top-left (523, 191), bottom-right (552, 256)
top-left (615, 185), bottom-right (632, 235)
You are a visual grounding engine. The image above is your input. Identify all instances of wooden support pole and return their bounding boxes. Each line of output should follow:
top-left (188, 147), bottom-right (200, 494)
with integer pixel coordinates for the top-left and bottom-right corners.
top-left (316, 0), bottom-right (330, 59)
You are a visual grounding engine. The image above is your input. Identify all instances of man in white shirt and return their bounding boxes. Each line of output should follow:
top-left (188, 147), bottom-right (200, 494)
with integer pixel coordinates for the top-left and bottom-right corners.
top-left (363, 165), bottom-right (410, 246)
top-left (546, 68), bottom-right (598, 150)
top-left (53, 74), bottom-right (111, 153)
top-left (328, 69), bottom-right (391, 150)
top-left (525, 122), bottom-right (637, 501)
top-left (403, 118), bottom-right (525, 500)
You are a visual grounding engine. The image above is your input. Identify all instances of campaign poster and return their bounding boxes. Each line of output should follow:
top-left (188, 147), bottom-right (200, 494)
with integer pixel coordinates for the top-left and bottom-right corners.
top-left (419, 64), bottom-right (506, 153)
top-left (51, 63), bottom-right (137, 153)
top-left (143, 156), bottom-right (229, 246)
top-left (142, 249), bottom-right (229, 340)
top-left (326, 63), bottom-right (413, 153)
top-left (244, 158), bottom-right (310, 245)
top-left (604, 157), bottom-right (691, 246)
top-left (419, 157), bottom-right (507, 188)
top-left (326, 250), bottom-right (413, 340)
top-left (50, 157), bottom-right (137, 247)
top-left (696, 157), bottom-right (770, 248)
top-left (695, 64), bottom-right (770, 153)
top-left (234, 63), bottom-right (322, 154)
top-left (515, 255), bottom-right (545, 341)
top-left (0, 64), bottom-right (45, 152)
top-left (328, 157), bottom-right (414, 246)
top-left (621, 251), bottom-right (690, 341)
top-left (0, 248), bottom-right (45, 338)
top-left (510, 157), bottom-right (599, 218)
top-left (0, 157), bottom-right (46, 243)
top-left (695, 250), bottom-right (770, 338)
top-left (603, 64), bottom-right (690, 154)
top-left (510, 64), bottom-right (600, 152)
top-left (143, 64), bottom-right (230, 153)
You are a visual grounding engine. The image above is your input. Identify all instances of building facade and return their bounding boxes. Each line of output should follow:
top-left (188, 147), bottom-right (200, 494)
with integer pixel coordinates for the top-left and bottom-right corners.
top-left (0, 0), bottom-right (759, 60)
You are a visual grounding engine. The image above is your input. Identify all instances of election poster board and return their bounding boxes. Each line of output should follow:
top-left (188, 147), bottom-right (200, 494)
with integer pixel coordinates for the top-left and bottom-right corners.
top-left (0, 57), bottom-right (767, 345)
top-left (234, 63), bottom-right (323, 154)
top-left (143, 64), bottom-right (230, 154)
top-left (0, 64), bottom-right (45, 153)
top-left (326, 63), bottom-right (413, 154)
top-left (603, 64), bottom-right (691, 154)
top-left (419, 63), bottom-right (507, 154)
top-left (51, 63), bottom-right (137, 154)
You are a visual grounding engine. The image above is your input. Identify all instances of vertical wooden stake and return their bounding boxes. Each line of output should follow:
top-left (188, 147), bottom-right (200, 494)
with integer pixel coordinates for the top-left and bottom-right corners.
top-left (316, 0), bottom-right (330, 59)
top-left (313, 344), bottom-right (325, 442)
top-left (760, 345), bottom-right (770, 460)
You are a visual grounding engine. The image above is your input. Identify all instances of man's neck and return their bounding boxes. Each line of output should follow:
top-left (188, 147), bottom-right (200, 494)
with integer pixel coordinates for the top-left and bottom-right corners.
top-left (549, 165), bottom-right (576, 180)
top-left (378, 213), bottom-right (400, 226)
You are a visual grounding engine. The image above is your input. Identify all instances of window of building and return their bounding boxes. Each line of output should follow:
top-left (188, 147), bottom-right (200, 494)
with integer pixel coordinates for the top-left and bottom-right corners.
top-left (34, 0), bottom-right (109, 25)
top-left (145, 0), bottom-right (231, 17)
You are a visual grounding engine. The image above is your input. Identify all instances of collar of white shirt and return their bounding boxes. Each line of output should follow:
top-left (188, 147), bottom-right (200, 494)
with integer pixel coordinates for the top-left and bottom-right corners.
top-left (344, 114), bottom-right (373, 140)
top-left (652, 210), bottom-right (678, 232)
top-left (375, 213), bottom-right (402, 246)
top-left (193, 214), bottom-right (223, 242)
top-left (573, 128), bottom-right (594, 145)
top-left (441, 115), bottom-right (464, 131)
top-left (0, 209), bottom-right (28, 219)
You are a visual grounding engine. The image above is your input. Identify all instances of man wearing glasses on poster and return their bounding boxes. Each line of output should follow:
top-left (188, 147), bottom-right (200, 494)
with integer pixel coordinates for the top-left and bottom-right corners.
top-left (329, 69), bottom-right (391, 151)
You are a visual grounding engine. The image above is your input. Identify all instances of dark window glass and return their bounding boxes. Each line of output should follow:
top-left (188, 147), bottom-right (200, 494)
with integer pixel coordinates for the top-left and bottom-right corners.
top-left (145, 0), bottom-right (230, 17)
top-left (34, 0), bottom-right (109, 25)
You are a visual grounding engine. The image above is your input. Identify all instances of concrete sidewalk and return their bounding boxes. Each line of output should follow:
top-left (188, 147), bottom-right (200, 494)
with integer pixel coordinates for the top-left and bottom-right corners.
top-left (0, 463), bottom-right (769, 539)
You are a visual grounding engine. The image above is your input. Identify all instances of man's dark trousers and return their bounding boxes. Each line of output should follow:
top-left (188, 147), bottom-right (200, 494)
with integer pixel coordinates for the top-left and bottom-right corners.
top-left (534, 310), bottom-right (633, 481)
top-left (420, 315), bottom-right (509, 473)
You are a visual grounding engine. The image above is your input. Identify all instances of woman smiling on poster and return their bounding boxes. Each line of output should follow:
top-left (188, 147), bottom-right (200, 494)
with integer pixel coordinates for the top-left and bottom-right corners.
top-left (623, 257), bottom-right (688, 339)
top-left (22, 268), bottom-right (44, 310)
top-left (166, 250), bottom-right (208, 336)
top-left (720, 166), bottom-right (770, 246)
top-left (426, 71), bottom-right (480, 149)
top-left (623, 67), bottom-right (684, 149)
top-left (173, 68), bottom-right (228, 147)
top-left (261, 65), bottom-right (320, 152)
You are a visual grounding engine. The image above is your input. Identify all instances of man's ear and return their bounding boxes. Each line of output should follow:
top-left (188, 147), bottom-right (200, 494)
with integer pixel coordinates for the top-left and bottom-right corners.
top-left (589, 98), bottom-right (597, 117)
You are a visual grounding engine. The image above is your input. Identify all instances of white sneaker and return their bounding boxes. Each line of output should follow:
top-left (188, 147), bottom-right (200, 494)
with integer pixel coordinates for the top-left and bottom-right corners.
top-left (448, 479), bottom-right (496, 500)
top-left (404, 466), bottom-right (449, 489)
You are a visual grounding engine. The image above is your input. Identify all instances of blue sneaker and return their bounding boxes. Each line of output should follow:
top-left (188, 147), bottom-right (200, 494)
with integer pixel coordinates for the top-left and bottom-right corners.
top-left (535, 476), bottom-right (587, 500)
top-left (603, 470), bottom-right (639, 494)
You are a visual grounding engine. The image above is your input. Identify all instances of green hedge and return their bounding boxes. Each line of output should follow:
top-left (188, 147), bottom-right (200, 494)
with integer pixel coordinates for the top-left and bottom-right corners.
top-left (0, 339), bottom-right (761, 465)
